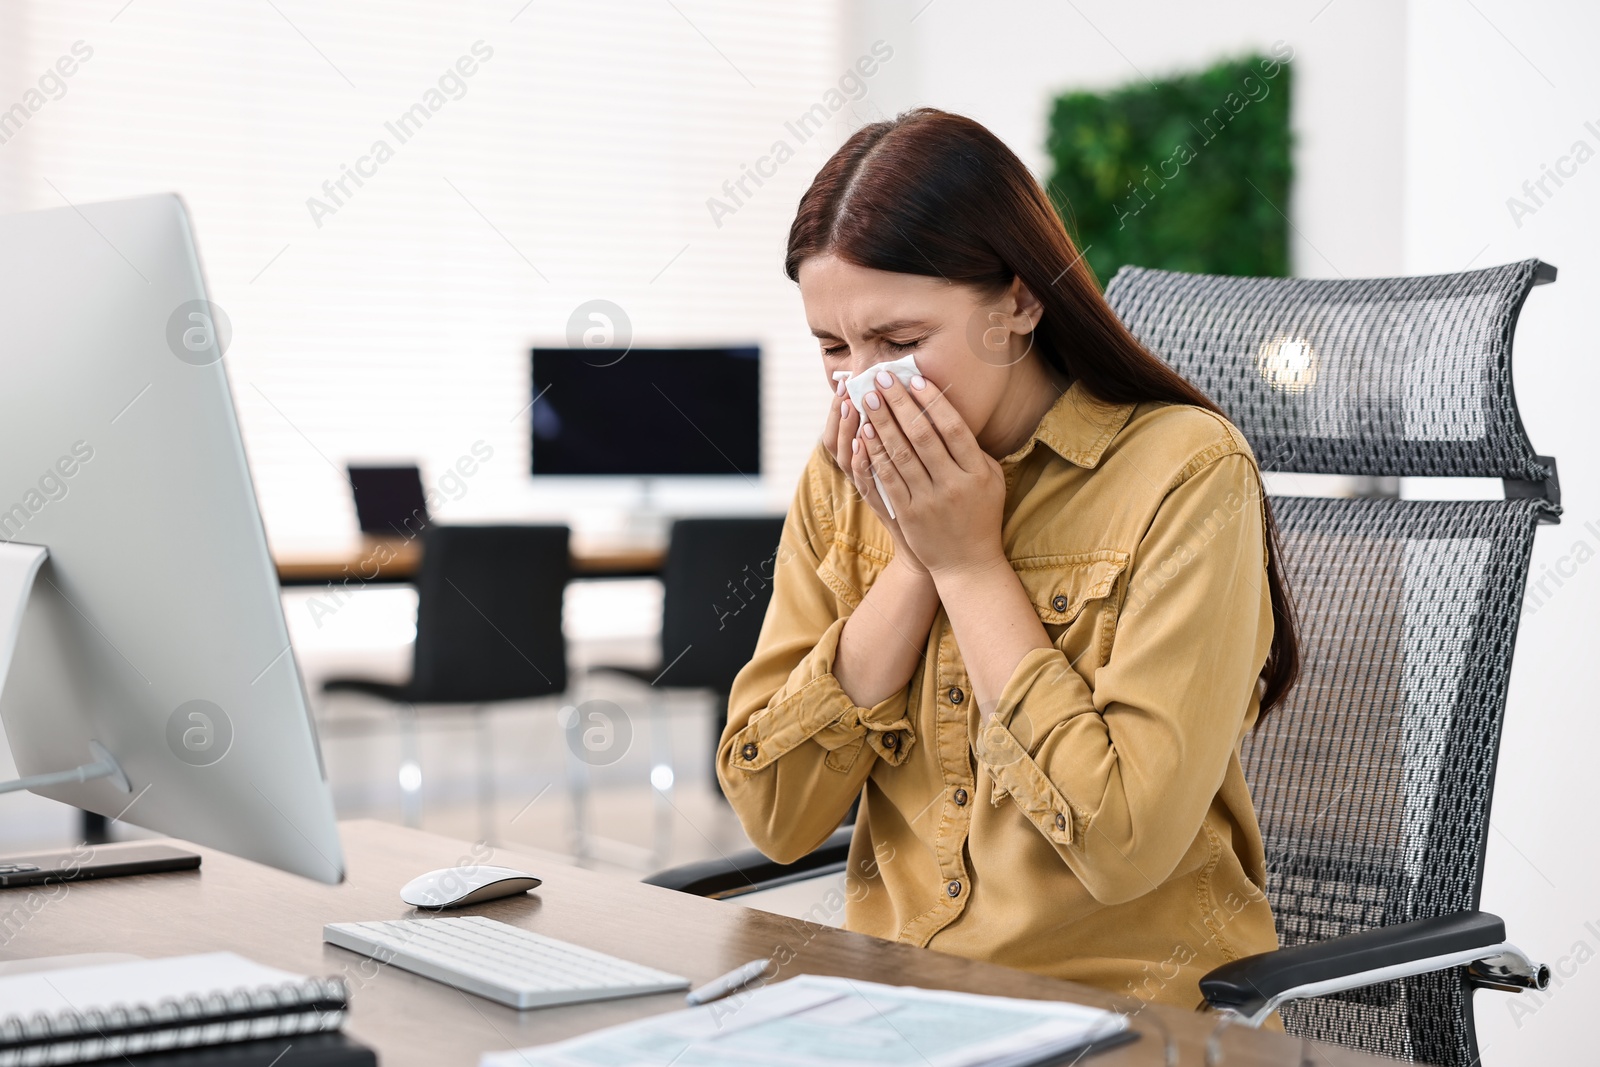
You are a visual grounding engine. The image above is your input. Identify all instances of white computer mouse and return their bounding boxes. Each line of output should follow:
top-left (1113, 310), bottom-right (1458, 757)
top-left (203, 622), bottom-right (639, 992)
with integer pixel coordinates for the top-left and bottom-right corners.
top-left (400, 865), bottom-right (543, 908)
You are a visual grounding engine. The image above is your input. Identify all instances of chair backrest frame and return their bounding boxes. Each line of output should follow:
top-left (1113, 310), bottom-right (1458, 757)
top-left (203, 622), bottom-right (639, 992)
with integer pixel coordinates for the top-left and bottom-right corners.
top-left (409, 523), bottom-right (571, 704)
top-left (657, 516), bottom-right (786, 693)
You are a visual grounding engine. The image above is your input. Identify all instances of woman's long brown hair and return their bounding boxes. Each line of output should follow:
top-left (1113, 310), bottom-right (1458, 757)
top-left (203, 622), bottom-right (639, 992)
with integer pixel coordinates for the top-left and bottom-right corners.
top-left (784, 106), bottom-right (1300, 722)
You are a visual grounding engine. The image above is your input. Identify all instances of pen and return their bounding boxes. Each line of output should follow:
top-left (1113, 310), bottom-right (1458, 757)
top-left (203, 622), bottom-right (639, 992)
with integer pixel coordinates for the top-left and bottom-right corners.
top-left (685, 958), bottom-right (772, 1006)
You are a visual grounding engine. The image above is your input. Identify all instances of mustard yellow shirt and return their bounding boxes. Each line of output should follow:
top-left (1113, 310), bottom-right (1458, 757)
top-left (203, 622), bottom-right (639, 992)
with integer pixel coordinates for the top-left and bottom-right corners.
top-left (718, 379), bottom-right (1281, 1012)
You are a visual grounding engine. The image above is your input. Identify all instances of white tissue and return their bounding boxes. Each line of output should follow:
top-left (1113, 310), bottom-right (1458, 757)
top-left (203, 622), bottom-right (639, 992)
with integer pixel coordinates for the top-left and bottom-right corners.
top-left (832, 353), bottom-right (923, 519)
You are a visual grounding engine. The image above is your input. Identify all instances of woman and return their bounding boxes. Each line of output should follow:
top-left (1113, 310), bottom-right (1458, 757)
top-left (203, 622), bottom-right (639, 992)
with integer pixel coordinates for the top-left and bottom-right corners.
top-left (717, 107), bottom-right (1299, 1018)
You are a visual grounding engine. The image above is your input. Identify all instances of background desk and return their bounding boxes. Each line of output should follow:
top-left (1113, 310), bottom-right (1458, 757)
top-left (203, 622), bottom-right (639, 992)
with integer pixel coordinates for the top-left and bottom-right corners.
top-left (274, 539), bottom-right (668, 585)
top-left (0, 821), bottom-right (1396, 1067)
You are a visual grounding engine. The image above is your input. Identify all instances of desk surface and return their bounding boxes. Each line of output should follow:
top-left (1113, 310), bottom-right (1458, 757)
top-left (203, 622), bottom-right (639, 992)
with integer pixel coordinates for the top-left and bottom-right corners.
top-left (0, 821), bottom-right (1395, 1066)
top-left (274, 539), bottom-right (666, 584)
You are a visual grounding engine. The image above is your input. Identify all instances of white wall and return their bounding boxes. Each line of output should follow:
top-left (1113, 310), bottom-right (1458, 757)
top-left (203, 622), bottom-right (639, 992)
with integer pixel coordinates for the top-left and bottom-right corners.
top-left (1404, 1), bottom-right (1600, 1059)
top-left (0, 1), bottom-right (849, 550)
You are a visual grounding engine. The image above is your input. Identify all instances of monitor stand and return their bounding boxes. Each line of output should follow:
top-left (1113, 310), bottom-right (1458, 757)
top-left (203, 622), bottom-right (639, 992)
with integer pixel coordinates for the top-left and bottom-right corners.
top-left (0, 543), bottom-right (131, 797)
top-left (620, 476), bottom-right (670, 545)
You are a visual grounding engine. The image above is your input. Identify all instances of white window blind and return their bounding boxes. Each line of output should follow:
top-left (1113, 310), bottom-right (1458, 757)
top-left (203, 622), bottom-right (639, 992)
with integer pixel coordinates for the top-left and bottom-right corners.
top-left (0, 0), bottom-right (857, 549)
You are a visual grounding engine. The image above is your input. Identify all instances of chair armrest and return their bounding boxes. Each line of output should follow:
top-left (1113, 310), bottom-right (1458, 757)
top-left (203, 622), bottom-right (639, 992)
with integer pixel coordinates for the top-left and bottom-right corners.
top-left (1200, 910), bottom-right (1549, 1026)
top-left (643, 826), bottom-right (854, 899)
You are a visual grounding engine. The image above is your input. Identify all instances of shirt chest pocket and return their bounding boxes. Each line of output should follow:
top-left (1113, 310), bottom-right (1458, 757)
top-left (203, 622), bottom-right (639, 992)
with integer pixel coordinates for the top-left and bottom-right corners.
top-left (1011, 550), bottom-right (1130, 668)
top-left (815, 532), bottom-right (893, 611)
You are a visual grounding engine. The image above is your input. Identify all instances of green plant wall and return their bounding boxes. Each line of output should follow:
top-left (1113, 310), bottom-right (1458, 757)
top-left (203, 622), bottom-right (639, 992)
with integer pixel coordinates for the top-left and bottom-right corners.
top-left (1045, 50), bottom-right (1294, 282)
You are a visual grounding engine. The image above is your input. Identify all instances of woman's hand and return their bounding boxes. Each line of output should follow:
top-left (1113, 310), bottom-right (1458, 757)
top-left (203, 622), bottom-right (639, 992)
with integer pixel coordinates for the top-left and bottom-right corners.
top-left (821, 377), bottom-right (929, 576)
top-left (819, 377), bottom-right (942, 713)
top-left (854, 369), bottom-right (1008, 578)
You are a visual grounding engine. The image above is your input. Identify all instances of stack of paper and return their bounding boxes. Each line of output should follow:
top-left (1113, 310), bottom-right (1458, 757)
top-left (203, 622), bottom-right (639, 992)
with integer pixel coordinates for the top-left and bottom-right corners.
top-left (480, 974), bottom-right (1131, 1067)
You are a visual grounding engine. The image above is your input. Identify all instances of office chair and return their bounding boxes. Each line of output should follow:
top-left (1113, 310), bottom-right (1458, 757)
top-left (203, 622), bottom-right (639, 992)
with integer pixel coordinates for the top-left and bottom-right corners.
top-left (321, 524), bottom-right (571, 843)
top-left (646, 258), bottom-right (1559, 1067)
top-left (585, 515), bottom-right (785, 862)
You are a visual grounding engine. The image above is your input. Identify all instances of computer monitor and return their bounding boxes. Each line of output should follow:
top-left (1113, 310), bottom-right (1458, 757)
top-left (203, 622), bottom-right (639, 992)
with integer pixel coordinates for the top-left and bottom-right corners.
top-left (530, 346), bottom-right (760, 476)
top-left (0, 193), bottom-right (344, 884)
top-left (347, 464), bottom-right (428, 537)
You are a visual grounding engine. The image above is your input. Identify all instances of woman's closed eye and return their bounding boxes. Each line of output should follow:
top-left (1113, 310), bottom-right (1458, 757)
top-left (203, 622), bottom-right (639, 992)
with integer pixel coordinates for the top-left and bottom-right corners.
top-left (820, 337), bottom-right (924, 357)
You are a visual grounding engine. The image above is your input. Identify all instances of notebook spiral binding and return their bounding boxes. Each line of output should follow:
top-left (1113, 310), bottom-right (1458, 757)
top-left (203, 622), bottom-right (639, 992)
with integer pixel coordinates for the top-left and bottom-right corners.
top-left (0, 976), bottom-right (348, 1067)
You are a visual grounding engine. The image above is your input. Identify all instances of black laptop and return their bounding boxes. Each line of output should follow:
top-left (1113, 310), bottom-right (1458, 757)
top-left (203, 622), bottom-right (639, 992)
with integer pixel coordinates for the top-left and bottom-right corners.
top-left (346, 464), bottom-right (428, 537)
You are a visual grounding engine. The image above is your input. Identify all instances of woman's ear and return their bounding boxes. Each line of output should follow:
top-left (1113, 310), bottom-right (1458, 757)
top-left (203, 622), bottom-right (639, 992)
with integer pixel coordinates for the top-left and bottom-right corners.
top-left (1008, 275), bottom-right (1044, 334)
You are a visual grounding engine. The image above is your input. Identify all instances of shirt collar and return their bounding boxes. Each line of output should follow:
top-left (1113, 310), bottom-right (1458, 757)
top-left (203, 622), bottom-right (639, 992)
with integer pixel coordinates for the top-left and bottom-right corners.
top-left (996, 378), bottom-right (1138, 470)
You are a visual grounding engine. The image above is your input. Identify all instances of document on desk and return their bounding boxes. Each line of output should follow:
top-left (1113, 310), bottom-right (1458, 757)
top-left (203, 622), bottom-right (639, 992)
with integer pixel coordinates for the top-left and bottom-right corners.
top-left (479, 974), bottom-right (1131, 1067)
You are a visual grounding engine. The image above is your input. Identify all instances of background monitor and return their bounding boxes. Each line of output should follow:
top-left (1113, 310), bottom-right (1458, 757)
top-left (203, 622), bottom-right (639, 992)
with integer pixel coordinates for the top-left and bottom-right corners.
top-left (347, 464), bottom-right (428, 537)
top-left (530, 346), bottom-right (760, 477)
top-left (0, 193), bottom-right (344, 884)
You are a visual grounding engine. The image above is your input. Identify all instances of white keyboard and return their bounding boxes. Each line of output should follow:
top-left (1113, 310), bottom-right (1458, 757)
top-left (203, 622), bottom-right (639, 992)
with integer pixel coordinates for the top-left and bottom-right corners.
top-left (323, 916), bottom-right (689, 1009)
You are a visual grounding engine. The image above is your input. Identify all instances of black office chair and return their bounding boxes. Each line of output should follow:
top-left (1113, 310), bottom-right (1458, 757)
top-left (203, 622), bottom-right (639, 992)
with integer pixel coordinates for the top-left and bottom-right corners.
top-left (586, 516), bottom-right (785, 856)
top-left (321, 524), bottom-right (571, 842)
top-left (647, 259), bottom-right (1559, 1067)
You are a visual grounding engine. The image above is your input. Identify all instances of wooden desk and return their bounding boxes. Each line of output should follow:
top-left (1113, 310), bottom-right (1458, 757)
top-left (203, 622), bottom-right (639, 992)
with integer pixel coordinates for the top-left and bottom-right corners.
top-left (0, 821), bottom-right (1396, 1067)
top-left (274, 539), bottom-right (667, 585)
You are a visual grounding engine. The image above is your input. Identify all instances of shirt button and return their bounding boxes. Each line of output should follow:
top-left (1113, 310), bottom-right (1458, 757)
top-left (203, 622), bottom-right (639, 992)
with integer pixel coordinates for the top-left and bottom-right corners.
top-left (882, 732), bottom-right (898, 751)
top-left (1052, 594), bottom-right (1069, 612)
top-left (947, 686), bottom-right (964, 704)
top-left (946, 880), bottom-right (962, 897)
top-left (1055, 812), bottom-right (1067, 830)
top-left (740, 742), bottom-right (758, 761)
top-left (953, 787), bottom-right (968, 806)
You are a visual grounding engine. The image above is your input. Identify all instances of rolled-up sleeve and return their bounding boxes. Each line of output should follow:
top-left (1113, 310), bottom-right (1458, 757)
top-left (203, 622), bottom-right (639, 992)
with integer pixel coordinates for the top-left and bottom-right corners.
top-left (718, 444), bottom-right (915, 864)
top-left (971, 450), bottom-right (1273, 905)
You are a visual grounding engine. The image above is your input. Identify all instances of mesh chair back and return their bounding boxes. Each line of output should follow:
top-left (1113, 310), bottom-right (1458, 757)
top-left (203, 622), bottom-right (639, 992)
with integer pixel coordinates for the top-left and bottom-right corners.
top-left (1107, 258), bottom-right (1555, 487)
top-left (409, 524), bottom-right (570, 703)
top-left (1105, 261), bottom-right (1559, 1066)
top-left (657, 516), bottom-right (785, 692)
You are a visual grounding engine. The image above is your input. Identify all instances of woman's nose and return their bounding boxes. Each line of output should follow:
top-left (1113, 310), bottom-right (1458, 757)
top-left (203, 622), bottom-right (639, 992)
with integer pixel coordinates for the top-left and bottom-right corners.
top-left (826, 357), bottom-right (871, 393)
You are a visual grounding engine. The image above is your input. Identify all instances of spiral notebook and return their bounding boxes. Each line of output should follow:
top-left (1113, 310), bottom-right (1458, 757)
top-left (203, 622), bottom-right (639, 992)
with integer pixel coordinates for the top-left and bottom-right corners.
top-left (0, 952), bottom-right (350, 1067)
